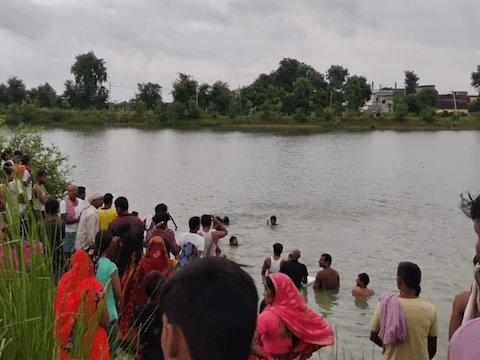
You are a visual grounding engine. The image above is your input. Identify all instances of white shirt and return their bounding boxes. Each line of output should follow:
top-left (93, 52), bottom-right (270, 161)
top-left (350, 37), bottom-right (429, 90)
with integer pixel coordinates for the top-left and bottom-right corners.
top-left (198, 229), bottom-right (217, 257)
top-left (9, 179), bottom-right (25, 212)
top-left (75, 205), bottom-right (99, 250)
top-left (60, 198), bottom-right (84, 233)
top-left (178, 232), bottom-right (205, 252)
top-left (22, 169), bottom-right (32, 201)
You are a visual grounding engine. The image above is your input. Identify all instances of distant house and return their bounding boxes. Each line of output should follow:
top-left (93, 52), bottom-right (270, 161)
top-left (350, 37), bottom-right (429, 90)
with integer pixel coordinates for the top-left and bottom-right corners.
top-left (365, 88), bottom-right (405, 115)
top-left (437, 92), bottom-right (470, 113)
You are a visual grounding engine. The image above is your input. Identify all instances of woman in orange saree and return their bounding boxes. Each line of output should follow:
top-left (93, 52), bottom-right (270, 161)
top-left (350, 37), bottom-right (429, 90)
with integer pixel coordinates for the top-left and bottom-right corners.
top-left (54, 249), bottom-right (110, 360)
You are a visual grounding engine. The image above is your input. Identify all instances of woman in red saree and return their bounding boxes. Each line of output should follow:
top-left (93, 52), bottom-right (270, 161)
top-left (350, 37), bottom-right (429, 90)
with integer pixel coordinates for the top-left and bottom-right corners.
top-left (118, 235), bottom-right (171, 343)
top-left (250, 273), bottom-right (334, 360)
top-left (54, 249), bottom-right (110, 360)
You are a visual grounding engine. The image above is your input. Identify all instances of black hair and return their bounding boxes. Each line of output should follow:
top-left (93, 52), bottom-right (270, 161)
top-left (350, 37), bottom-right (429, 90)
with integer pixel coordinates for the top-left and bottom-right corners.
top-left (78, 186), bottom-right (85, 193)
top-left (20, 154), bottom-right (30, 165)
top-left (265, 276), bottom-right (276, 300)
top-left (273, 243), bottom-right (283, 256)
top-left (460, 192), bottom-right (480, 221)
top-left (201, 214), bottom-right (212, 227)
top-left (474, 255), bottom-right (479, 265)
top-left (45, 199), bottom-right (59, 215)
top-left (145, 270), bottom-right (164, 298)
top-left (37, 169), bottom-right (47, 178)
top-left (155, 203), bottom-right (168, 214)
top-left (397, 262), bottom-right (421, 293)
top-left (131, 211), bottom-right (138, 217)
top-left (116, 225), bottom-right (144, 277)
top-left (358, 273), bottom-right (370, 286)
top-left (189, 216), bottom-right (201, 231)
top-left (153, 212), bottom-right (170, 224)
top-left (95, 230), bottom-right (113, 255)
top-left (223, 216), bottom-right (229, 225)
top-left (270, 215), bottom-right (276, 221)
top-left (13, 150), bottom-right (22, 157)
top-left (321, 253), bottom-right (332, 265)
top-left (229, 236), bottom-right (237, 244)
top-left (103, 193), bottom-right (113, 205)
top-left (0, 152), bottom-right (7, 161)
top-left (114, 196), bottom-right (129, 211)
top-left (160, 257), bottom-right (258, 360)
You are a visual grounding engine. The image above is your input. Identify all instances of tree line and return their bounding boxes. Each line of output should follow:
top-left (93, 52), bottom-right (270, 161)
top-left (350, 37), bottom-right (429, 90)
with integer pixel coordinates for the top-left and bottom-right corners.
top-left (1, 51), bottom-right (480, 125)
top-left (0, 52), bottom-right (373, 123)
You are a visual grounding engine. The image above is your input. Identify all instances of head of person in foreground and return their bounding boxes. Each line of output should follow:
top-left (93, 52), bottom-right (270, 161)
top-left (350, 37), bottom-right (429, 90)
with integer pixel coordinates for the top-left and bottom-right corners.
top-left (160, 257), bottom-right (258, 360)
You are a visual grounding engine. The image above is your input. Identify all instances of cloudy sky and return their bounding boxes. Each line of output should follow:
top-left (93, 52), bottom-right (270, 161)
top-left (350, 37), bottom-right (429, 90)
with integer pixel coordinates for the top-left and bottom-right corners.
top-left (1, 0), bottom-right (479, 102)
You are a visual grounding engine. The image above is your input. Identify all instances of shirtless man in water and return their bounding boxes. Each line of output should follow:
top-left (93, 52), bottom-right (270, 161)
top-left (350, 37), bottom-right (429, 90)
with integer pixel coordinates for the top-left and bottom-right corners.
top-left (313, 253), bottom-right (340, 291)
top-left (352, 273), bottom-right (375, 297)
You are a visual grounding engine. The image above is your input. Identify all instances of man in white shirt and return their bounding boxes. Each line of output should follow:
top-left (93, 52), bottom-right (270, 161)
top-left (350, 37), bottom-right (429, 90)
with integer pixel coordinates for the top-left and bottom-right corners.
top-left (198, 214), bottom-right (228, 257)
top-left (20, 155), bottom-right (33, 203)
top-left (60, 185), bottom-right (84, 253)
top-left (178, 216), bottom-right (205, 258)
top-left (75, 192), bottom-right (104, 250)
top-left (8, 170), bottom-right (26, 213)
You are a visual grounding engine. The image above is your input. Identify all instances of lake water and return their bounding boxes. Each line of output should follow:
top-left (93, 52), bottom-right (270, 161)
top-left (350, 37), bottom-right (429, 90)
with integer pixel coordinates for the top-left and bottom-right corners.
top-left (42, 128), bottom-right (480, 360)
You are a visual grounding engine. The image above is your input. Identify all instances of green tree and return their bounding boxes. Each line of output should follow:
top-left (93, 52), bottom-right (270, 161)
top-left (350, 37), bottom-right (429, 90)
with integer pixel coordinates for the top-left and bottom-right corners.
top-left (416, 88), bottom-right (438, 108)
top-left (135, 82), bottom-right (162, 110)
top-left (242, 73), bottom-right (273, 108)
top-left (471, 65), bottom-right (480, 93)
top-left (327, 65), bottom-right (349, 91)
top-left (326, 65), bottom-right (349, 106)
top-left (7, 77), bottom-right (27, 104)
top-left (209, 82), bottom-right (235, 115)
top-left (343, 75), bottom-right (372, 109)
top-left (1, 124), bottom-right (71, 199)
top-left (404, 70), bottom-right (419, 95)
top-left (171, 73), bottom-right (198, 104)
top-left (0, 83), bottom-right (9, 105)
top-left (66, 51), bottom-right (109, 109)
top-left (405, 94), bottom-right (421, 114)
top-left (29, 83), bottom-right (57, 108)
top-left (394, 95), bottom-right (408, 121)
top-left (198, 83), bottom-right (211, 110)
top-left (293, 77), bottom-right (313, 112)
top-left (271, 58), bottom-right (327, 93)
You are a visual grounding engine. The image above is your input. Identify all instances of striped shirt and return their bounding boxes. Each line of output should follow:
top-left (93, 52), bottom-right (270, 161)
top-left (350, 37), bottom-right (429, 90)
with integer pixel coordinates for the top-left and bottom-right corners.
top-left (108, 214), bottom-right (144, 235)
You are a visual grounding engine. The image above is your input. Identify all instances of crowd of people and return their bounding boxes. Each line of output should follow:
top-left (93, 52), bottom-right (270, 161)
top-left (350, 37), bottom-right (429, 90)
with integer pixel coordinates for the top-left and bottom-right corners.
top-left (1, 148), bottom-right (480, 359)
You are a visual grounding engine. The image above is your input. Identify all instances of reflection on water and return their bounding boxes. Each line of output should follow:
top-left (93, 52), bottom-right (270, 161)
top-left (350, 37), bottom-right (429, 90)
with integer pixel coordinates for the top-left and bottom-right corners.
top-left (354, 296), bottom-right (370, 310)
top-left (40, 128), bottom-right (480, 360)
top-left (315, 290), bottom-right (339, 317)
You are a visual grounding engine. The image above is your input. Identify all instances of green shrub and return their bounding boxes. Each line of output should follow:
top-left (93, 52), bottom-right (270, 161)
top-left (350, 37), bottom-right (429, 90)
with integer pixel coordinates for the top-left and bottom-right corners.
top-left (1, 124), bottom-right (71, 199)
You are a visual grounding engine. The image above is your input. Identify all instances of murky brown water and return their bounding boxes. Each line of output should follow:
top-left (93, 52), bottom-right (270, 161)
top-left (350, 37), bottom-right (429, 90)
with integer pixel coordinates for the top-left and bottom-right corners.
top-left (42, 128), bottom-right (480, 359)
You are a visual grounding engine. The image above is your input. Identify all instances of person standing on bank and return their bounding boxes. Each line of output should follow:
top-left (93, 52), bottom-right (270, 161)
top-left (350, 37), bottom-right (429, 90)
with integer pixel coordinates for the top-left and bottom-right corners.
top-left (370, 262), bottom-right (437, 360)
top-left (33, 170), bottom-right (49, 217)
top-left (76, 193), bottom-right (104, 250)
top-left (60, 185), bottom-right (84, 253)
top-left (98, 193), bottom-right (117, 230)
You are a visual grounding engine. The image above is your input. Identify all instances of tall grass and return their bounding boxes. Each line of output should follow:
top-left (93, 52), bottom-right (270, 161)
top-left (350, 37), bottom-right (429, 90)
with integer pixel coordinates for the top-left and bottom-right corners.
top-left (0, 188), bottom-right (107, 359)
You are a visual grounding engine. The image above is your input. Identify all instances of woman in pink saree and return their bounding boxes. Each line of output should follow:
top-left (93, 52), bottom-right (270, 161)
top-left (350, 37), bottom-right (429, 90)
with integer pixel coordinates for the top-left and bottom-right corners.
top-left (250, 273), bottom-right (334, 360)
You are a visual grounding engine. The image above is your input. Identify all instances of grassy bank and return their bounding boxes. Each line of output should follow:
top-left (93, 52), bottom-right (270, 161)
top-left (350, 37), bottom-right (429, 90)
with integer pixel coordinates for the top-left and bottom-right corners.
top-left (2, 106), bottom-right (480, 132)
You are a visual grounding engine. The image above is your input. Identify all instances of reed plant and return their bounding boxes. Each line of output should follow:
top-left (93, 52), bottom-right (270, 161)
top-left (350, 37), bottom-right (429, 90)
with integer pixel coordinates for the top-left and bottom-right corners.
top-left (0, 188), bottom-right (107, 359)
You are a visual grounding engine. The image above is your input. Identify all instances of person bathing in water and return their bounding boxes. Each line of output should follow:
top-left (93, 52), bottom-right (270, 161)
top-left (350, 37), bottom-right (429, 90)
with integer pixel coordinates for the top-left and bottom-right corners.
top-left (352, 273), bottom-right (375, 297)
top-left (262, 243), bottom-right (286, 277)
